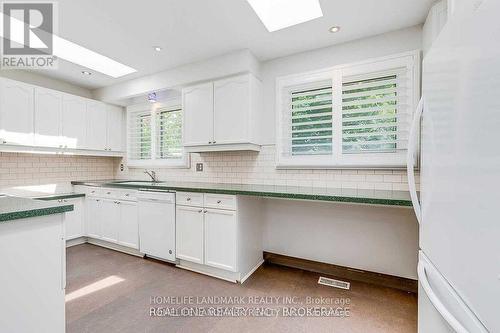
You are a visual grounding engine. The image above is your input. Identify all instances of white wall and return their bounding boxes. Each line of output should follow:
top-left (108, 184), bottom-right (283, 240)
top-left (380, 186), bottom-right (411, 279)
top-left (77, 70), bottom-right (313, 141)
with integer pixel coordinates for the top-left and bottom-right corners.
top-left (259, 25), bottom-right (422, 144)
top-left (93, 49), bottom-right (261, 103)
top-left (0, 70), bottom-right (92, 98)
top-left (262, 199), bottom-right (419, 279)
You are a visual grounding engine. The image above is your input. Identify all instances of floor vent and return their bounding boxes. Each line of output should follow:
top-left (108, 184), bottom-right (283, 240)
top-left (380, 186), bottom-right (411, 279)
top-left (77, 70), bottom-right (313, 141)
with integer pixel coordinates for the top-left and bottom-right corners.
top-left (318, 276), bottom-right (351, 290)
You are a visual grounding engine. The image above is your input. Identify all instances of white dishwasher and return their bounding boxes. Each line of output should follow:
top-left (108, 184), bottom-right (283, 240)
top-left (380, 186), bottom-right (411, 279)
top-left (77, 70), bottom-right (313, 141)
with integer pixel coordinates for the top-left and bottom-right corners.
top-left (137, 190), bottom-right (176, 262)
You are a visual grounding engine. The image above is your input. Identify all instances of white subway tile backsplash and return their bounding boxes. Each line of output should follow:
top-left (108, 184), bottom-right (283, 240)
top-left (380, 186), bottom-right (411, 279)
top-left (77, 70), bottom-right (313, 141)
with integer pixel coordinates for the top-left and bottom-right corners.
top-left (0, 152), bottom-right (115, 190)
top-left (117, 145), bottom-right (420, 191)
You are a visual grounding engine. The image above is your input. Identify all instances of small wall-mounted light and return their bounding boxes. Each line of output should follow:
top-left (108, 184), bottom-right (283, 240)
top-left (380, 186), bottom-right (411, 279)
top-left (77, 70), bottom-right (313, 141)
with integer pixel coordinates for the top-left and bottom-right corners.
top-left (329, 26), bottom-right (341, 33)
top-left (147, 92), bottom-right (157, 103)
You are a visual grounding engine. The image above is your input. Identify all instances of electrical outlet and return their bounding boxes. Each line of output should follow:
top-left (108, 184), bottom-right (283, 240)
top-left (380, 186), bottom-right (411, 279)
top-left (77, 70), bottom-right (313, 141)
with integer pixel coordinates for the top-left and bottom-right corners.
top-left (196, 163), bottom-right (203, 172)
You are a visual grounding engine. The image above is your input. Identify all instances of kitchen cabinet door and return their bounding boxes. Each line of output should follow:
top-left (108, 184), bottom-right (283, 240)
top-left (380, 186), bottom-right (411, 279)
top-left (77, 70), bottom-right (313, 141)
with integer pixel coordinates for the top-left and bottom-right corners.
top-left (86, 100), bottom-right (107, 150)
top-left (64, 198), bottom-right (84, 240)
top-left (100, 199), bottom-right (119, 243)
top-left (34, 87), bottom-right (62, 148)
top-left (61, 95), bottom-right (87, 149)
top-left (182, 82), bottom-right (213, 146)
top-left (0, 79), bottom-right (34, 146)
top-left (86, 198), bottom-right (101, 239)
top-left (204, 208), bottom-right (237, 272)
top-left (176, 205), bottom-right (204, 264)
top-left (118, 201), bottom-right (138, 249)
top-left (106, 104), bottom-right (124, 151)
top-left (213, 75), bottom-right (250, 144)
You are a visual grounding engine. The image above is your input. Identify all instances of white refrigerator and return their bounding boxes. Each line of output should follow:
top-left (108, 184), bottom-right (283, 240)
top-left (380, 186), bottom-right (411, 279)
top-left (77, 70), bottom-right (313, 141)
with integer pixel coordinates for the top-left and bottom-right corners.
top-left (407, 0), bottom-right (500, 332)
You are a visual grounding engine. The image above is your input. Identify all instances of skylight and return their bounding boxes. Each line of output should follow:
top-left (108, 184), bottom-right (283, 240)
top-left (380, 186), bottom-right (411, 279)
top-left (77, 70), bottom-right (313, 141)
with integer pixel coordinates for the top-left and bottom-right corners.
top-left (0, 13), bottom-right (137, 78)
top-left (247, 0), bottom-right (323, 32)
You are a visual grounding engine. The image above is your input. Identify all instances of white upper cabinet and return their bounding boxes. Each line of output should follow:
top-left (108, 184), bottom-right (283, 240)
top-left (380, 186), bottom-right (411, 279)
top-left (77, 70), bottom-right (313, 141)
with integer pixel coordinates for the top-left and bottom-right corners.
top-left (214, 75), bottom-right (250, 144)
top-left (106, 104), bottom-right (124, 152)
top-left (0, 78), bottom-right (123, 155)
top-left (34, 87), bottom-right (62, 148)
top-left (182, 74), bottom-right (262, 152)
top-left (182, 82), bottom-right (214, 147)
top-left (0, 78), bottom-right (34, 146)
top-left (61, 95), bottom-right (87, 149)
top-left (85, 100), bottom-right (107, 151)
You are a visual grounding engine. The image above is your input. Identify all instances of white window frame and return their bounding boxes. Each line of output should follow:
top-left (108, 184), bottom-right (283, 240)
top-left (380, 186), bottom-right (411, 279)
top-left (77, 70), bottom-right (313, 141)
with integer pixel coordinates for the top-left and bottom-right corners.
top-left (276, 50), bottom-right (421, 169)
top-left (126, 98), bottom-right (190, 168)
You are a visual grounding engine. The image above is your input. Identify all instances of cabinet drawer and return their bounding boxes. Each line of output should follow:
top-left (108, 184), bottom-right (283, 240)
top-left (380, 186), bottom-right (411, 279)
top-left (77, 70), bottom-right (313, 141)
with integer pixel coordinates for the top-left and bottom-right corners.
top-left (176, 192), bottom-right (204, 207)
top-left (115, 189), bottom-right (138, 201)
top-left (204, 193), bottom-right (236, 210)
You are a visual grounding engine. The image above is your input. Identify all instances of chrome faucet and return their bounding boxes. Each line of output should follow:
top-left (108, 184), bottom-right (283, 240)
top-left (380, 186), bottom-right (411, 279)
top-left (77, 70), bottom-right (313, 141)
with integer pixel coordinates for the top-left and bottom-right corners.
top-left (144, 170), bottom-right (158, 182)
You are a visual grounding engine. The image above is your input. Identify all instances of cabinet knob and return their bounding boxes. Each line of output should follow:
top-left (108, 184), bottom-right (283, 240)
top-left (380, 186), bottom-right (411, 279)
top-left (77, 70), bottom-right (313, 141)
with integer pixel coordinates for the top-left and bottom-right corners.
top-left (107, 192), bottom-right (111, 194)
top-left (186, 197), bottom-right (191, 201)
top-left (217, 200), bottom-right (222, 204)
top-left (203, 210), bottom-right (208, 213)
top-left (208, 141), bottom-right (212, 144)
top-left (198, 209), bottom-right (203, 213)
top-left (213, 141), bottom-right (216, 144)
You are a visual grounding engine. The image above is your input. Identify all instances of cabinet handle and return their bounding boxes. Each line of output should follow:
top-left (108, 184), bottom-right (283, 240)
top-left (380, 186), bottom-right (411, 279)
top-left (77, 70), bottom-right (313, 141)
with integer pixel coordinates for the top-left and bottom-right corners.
top-left (198, 209), bottom-right (203, 213)
top-left (107, 192), bottom-right (111, 194)
top-left (217, 200), bottom-right (222, 204)
top-left (213, 141), bottom-right (216, 144)
top-left (125, 193), bottom-right (130, 196)
top-left (203, 210), bottom-right (208, 213)
top-left (186, 197), bottom-right (191, 201)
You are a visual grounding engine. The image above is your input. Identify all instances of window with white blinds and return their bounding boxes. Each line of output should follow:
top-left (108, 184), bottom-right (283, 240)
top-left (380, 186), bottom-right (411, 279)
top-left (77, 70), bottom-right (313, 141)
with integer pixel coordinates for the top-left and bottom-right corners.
top-left (284, 82), bottom-right (333, 157)
top-left (127, 102), bottom-right (188, 167)
top-left (128, 111), bottom-right (152, 160)
top-left (342, 69), bottom-right (410, 154)
top-left (276, 51), bottom-right (419, 168)
top-left (155, 107), bottom-right (183, 160)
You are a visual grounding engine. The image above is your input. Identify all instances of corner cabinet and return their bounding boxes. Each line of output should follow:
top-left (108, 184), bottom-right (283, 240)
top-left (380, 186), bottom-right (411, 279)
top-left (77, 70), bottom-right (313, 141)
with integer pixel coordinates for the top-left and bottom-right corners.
top-left (182, 73), bottom-right (262, 152)
top-left (0, 77), bottom-right (124, 156)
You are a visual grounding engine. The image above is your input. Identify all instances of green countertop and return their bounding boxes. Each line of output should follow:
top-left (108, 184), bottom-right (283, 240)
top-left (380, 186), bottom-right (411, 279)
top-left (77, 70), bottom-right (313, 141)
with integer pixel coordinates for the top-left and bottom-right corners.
top-left (0, 196), bottom-right (74, 222)
top-left (35, 193), bottom-right (86, 201)
top-left (72, 180), bottom-right (413, 207)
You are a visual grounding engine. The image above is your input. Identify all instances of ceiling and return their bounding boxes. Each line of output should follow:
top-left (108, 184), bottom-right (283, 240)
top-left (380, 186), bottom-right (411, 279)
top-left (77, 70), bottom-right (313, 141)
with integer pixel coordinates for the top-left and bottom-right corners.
top-left (30, 0), bottom-right (434, 90)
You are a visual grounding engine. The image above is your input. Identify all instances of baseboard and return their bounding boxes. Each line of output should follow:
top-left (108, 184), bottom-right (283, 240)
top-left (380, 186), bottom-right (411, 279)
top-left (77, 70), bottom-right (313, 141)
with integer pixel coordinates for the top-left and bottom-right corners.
top-left (66, 237), bottom-right (87, 247)
top-left (240, 259), bottom-right (264, 283)
top-left (176, 260), bottom-right (239, 283)
top-left (263, 251), bottom-right (417, 293)
top-left (86, 238), bottom-right (144, 257)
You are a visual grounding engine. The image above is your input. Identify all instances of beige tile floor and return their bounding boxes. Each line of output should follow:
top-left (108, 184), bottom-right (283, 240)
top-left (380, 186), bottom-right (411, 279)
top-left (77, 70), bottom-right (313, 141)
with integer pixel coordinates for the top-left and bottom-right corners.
top-left (66, 244), bottom-right (417, 333)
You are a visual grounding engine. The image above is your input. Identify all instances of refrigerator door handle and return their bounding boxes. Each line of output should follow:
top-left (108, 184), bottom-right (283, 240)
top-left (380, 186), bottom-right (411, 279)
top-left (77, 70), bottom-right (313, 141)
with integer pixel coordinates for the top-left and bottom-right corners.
top-left (407, 96), bottom-right (423, 224)
top-left (418, 260), bottom-right (469, 333)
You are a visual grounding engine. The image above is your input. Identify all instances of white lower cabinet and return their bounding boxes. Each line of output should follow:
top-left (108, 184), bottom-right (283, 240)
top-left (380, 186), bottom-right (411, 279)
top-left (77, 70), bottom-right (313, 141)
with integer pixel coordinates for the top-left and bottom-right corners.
top-left (118, 201), bottom-right (139, 249)
top-left (64, 198), bottom-right (84, 240)
top-left (176, 205), bottom-right (204, 264)
top-left (204, 209), bottom-right (237, 272)
top-left (175, 192), bottom-right (263, 283)
top-left (86, 197), bottom-right (101, 239)
top-left (85, 190), bottom-right (139, 250)
top-left (100, 199), bottom-right (120, 243)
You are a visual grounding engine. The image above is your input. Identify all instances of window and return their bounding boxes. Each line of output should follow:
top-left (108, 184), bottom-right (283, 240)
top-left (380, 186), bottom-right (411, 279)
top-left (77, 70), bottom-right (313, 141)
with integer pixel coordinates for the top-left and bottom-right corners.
top-left (128, 111), bottom-right (151, 160)
top-left (156, 107), bottom-right (183, 160)
top-left (290, 83), bottom-right (332, 156)
top-left (277, 51), bottom-right (419, 168)
top-left (127, 102), bottom-right (188, 167)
